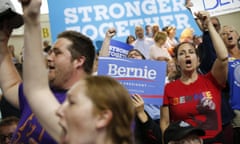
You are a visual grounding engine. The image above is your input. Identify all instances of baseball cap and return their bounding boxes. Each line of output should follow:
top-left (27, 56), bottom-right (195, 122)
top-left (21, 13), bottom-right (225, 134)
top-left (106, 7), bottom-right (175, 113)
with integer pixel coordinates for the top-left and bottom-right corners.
top-left (0, 0), bottom-right (24, 29)
top-left (164, 121), bottom-right (205, 144)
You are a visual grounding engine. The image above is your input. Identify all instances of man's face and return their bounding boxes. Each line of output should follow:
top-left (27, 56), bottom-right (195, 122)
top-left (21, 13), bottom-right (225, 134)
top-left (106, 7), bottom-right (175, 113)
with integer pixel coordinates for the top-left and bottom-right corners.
top-left (47, 38), bottom-right (75, 88)
top-left (0, 124), bottom-right (17, 144)
top-left (135, 26), bottom-right (144, 39)
top-left (152, 25), bottom-right (159, 35)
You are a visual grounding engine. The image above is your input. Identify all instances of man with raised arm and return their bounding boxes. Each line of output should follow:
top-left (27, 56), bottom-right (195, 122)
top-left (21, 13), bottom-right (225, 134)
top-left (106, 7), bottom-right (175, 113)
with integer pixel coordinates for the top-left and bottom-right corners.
top-left (0, 0), bottom-right (95, 143)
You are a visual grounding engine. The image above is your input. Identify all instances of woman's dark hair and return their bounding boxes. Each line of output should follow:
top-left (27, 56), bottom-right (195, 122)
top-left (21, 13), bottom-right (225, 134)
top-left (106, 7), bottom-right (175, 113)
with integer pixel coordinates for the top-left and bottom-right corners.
top-left (125, 35), bottom-right (136, 44)
top-left (173, 42), bottom-right (198, 58)
top-left (127, 49), bottom-right (146, 59)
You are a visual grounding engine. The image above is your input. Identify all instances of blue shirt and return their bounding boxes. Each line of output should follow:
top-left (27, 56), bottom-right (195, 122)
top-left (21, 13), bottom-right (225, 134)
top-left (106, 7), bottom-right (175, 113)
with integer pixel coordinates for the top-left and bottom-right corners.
top-left (228, 57), bottom-right (240, 110)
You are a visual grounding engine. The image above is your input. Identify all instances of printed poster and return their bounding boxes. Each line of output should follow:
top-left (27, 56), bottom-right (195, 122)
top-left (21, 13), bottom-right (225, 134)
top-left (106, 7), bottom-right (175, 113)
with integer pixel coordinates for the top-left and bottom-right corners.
top-left (98, 57), bottom-right (167, 105)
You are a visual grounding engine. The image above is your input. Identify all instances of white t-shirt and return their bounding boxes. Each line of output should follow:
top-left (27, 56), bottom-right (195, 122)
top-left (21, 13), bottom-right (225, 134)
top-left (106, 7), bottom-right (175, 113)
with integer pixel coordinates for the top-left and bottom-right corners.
top-left (149, 44), bottom-right (172, 61)
top-left (132, 37), bottom-right (154, 59)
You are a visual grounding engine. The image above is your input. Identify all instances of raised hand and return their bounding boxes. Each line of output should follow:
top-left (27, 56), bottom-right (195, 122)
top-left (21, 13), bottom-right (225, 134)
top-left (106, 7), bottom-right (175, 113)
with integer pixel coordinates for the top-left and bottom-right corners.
top-left (194, 11), bottom-right (211, 30)
top-left (131, 94), bottom-right (145, 113)
top-left (106, 27), bottom-right (116, 38)
top-left (99, 27), bottom-right (116, 56)
top-left (131, 94), bottom-right (149, 123)
top-left (18, 0), bottom-right (42, 24)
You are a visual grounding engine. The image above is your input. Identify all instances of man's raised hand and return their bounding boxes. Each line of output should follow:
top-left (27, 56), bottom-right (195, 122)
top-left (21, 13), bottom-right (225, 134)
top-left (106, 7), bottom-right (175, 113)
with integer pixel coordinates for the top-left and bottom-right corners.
top-left (18, 0), bottom-right (42, 24)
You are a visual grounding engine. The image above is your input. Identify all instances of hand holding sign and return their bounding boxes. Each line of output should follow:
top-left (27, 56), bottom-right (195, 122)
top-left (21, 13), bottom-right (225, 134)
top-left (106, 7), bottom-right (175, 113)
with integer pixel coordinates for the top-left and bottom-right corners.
top-left (131, 94), bottom-right (149, 123)
top-left (131, 94), bottom-right (145, 114)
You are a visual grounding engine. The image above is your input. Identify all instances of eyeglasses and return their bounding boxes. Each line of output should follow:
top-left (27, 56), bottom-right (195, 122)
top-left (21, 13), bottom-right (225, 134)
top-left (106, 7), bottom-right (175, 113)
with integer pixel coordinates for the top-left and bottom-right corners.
top-left (0, 133), bottom-right (13, 143)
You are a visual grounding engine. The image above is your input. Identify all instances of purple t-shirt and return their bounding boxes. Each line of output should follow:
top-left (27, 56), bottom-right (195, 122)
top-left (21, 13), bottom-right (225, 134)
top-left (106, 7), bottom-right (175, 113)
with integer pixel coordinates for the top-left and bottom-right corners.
top-left (11, 83), bottom-right (67, 144)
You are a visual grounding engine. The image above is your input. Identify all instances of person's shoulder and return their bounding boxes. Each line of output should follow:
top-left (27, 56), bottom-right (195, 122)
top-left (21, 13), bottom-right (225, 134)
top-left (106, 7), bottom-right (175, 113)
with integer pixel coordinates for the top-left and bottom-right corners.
top-left (149, 43), bottom-right (156, 49)
top-left (165, 79), bottom-right (180, 89)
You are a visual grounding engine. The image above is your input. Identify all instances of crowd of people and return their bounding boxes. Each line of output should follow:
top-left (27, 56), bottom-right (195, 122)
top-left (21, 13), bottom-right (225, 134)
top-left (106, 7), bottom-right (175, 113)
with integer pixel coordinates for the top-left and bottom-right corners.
top-left (0, 0), bottom-right (240, 144)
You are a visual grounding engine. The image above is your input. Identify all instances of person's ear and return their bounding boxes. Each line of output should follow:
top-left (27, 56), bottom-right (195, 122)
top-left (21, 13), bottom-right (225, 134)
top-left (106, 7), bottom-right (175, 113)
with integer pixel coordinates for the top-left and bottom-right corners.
top-left (74, 56), bottom-right (86, 69)
top-left (96, 110), bottom-right (113, 128)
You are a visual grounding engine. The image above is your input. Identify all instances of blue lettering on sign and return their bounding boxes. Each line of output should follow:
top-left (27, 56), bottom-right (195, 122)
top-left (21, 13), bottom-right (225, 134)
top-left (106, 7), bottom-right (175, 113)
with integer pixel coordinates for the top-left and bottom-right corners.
top-left (203, 0), bottom-right (231, 10)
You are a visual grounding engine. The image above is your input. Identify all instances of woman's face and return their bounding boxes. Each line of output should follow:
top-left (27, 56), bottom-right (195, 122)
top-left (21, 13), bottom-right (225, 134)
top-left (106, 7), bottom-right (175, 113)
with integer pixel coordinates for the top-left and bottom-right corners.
top-left (127, 36), bottom-right (135, 44)
top-left (167, 61), bottom-right (177, 74)
top-left (128, 50), bottom-right (144, 60)
top-left (176, 43), bottom-right (199, 73)
top-left (157, 39), bottom-right (167, 46)
top-left (220, 26), bottom-right (239, 49)
top-left (57, 81), bottom-right (98, 144)
top-left (169, 29), bottom-right (176, 37)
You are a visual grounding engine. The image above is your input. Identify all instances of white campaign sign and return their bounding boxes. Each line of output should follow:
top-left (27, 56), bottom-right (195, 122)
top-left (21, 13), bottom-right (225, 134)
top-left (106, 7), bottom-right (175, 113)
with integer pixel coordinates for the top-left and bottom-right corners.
top-left (191, 0), bottom-right (240, 16)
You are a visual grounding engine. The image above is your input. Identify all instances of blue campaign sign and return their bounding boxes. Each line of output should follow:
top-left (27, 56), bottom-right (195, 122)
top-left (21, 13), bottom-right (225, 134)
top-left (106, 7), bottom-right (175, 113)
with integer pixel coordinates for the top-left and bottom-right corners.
top-left (109, 39), bottom-right (133, 58)
top-left (47, 0), bottom-right (201, 51)
top-left (98, 57), bottom-right (166, 105)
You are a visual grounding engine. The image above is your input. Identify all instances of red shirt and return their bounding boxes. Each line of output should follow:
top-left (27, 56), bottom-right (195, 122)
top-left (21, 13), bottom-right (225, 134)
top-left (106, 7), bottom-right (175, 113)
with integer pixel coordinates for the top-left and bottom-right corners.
top-left (163, 73), bottom-right (222, 140)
